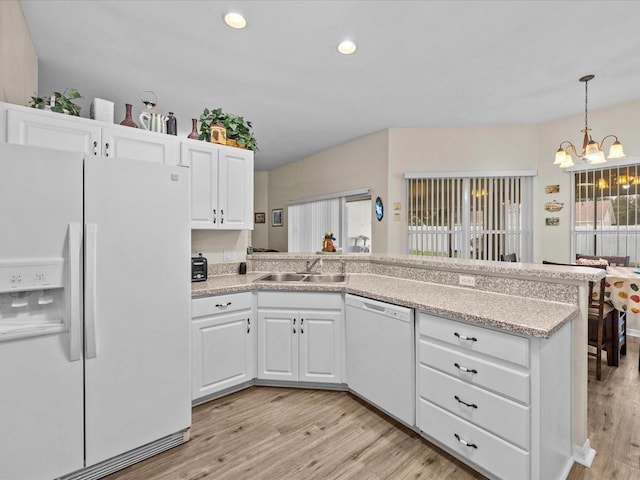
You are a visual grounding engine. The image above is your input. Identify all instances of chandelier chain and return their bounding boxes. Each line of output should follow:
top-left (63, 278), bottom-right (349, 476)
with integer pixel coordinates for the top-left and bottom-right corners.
top-left (584, 79), bottom-right (588, 131)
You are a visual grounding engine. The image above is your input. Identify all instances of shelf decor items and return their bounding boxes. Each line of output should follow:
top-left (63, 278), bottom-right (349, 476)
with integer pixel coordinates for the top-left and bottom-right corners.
top-left (119, 103), bottom-right (138, 128)
top-left (199, 107), bottom-right (257, 151)
top-left (29, 88), bottom-right (82, 116)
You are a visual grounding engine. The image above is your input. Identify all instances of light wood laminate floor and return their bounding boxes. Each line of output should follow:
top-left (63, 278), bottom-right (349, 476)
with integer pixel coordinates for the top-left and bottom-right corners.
top-left (105, 338), bottom-right (640, 480)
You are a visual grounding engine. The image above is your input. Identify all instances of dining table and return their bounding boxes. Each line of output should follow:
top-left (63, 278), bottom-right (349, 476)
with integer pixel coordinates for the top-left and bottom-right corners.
top-left (592, 266), bottom-right (640, 365)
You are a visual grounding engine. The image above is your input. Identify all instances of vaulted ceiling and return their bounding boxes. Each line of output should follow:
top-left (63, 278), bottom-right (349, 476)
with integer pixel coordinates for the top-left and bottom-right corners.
top-left (19, 0), bottom-right (640, 171)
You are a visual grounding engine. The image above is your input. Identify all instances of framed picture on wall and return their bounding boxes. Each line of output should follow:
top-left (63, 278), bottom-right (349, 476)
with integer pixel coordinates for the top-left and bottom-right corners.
top-left (272, 208), bottom-right (283, 227)
top-left (255, 212), bottom-right (265, 224)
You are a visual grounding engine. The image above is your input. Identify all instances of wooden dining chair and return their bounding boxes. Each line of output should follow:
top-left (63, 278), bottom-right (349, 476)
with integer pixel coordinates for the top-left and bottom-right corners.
top-left (500, 253), bottom-right (517, 262)
top-left (576, 254), bottom-right (630, 267)
top-left (576, 254), bottom-right (629, 362)
top-left (543, 261), bottom-right (614, 380)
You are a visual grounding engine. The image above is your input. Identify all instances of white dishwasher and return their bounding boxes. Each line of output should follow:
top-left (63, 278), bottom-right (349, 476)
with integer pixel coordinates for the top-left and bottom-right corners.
top-left (345, 294), bottom-right (415, 426)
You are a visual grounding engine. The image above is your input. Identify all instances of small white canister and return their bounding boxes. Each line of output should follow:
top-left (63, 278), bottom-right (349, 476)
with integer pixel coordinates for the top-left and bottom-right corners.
top-left (90, 98), bottom-right (115, 123)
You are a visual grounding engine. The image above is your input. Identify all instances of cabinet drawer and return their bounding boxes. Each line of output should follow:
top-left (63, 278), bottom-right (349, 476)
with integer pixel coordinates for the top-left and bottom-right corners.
top-left (418, 364), bottom-right (530, 449)
top-left (192, 292), bottom-right (253, 318)
top-left (419, 338), bottom-right (529, 404)
top-left (419, 312), bottom-right (529, 368)
top-left (258, 291), bottom-right (342, 310)
top-left (418, 398), bottom-right (529, 480)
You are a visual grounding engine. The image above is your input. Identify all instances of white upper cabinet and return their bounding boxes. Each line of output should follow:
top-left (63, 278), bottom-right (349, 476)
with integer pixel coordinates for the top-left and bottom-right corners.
top-left (3, 102), bottom-right (178, 164)
top-left (181, 139), bottom-right (254, 230)
top-left (6, 104), bottom-right (101, 155)
top-left (99, 126), bottom-right (179, 164)
top-left (0, 103), bottom-right (6, 143)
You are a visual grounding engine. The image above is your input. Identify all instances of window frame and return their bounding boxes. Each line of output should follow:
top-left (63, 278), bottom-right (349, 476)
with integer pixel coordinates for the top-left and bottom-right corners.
top-left (404, 170), bottom-right (535, 261)
top-left (568, 157), bottom-right (640, 265)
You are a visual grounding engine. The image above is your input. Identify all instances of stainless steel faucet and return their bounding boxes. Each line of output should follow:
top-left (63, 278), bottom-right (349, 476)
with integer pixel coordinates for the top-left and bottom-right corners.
top-left (305, 258), bottom-right (322, 273)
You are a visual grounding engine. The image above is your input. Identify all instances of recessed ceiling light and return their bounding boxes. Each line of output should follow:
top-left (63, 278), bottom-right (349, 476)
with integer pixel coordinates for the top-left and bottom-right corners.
top-left (224, 12), bottom-right (246, 29)
top-left (337, 40), bottom-right (357, 55)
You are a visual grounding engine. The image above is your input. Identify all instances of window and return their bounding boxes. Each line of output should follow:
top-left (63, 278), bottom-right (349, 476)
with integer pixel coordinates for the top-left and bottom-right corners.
top-left (288, 198), bottom-right (342, 253)
top-left (287, 189), bottom-right (370, 253)
top-left (572, 162), bottom-right (640, 266)
top-left (406, 171), bottom-right (534, 261)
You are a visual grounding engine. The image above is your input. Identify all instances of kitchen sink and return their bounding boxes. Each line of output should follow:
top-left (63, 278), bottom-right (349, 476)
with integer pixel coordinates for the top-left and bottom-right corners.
top-left (255, 273), bottom-right (307, 282)
top-left (302, 274), bottom-right (346, 283)
top-left (254, 273), bottom-right (347, 283)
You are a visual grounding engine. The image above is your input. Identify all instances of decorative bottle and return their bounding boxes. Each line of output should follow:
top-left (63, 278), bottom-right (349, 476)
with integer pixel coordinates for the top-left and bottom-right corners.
top-left (119, 103), bottom-right (138, 128)
top-left (187, 118), bottom-right (200, 139)
top-left (167, 112), bottom-right (177, 135)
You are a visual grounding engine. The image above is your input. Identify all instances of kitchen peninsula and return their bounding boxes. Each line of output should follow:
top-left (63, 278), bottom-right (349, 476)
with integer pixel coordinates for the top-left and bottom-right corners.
top-left (192, 253), bottom-right (603, 480)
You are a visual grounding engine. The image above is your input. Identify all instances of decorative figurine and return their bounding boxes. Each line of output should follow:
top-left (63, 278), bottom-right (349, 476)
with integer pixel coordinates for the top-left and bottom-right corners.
top-left (322, 231), bottom-right (337, 252)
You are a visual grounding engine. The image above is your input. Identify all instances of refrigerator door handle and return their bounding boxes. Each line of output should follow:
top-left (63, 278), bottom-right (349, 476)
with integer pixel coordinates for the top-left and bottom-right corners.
top-left (68, 222), bottom-right (82, 362)
top-left (85, 223), bottom-right (98, 359)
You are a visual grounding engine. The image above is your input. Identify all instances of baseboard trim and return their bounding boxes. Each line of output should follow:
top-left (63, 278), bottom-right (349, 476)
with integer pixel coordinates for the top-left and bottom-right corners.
top-left (254, 379), bottom-right (348, 391)
top-left (572, 438), bottom-right (596, 467)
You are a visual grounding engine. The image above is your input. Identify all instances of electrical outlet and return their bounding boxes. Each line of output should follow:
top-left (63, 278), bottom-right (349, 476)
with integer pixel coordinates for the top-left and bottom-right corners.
top-left (458, 275), bottom-right (476, 287)
top-left (223, 250), bottom-right (235, 261)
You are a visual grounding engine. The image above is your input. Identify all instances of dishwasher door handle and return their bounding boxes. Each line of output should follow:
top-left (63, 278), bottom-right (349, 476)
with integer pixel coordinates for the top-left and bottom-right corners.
top-left (362, 302), bottom-right (387, 313)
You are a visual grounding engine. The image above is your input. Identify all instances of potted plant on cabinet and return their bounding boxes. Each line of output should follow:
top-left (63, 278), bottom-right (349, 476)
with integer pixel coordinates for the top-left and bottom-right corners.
top-left (29, 88), bottom-right (82, 116)
top-left (198, 107), bottom-right (258, 151)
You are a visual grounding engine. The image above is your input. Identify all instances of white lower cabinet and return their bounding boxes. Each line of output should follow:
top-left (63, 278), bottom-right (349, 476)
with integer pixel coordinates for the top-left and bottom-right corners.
top-left (191, 292), bottom-right (255, 402)
top-left (257, 292), bottom-right (342, 384)
top-left (417, 312), bottom-right (572, 480)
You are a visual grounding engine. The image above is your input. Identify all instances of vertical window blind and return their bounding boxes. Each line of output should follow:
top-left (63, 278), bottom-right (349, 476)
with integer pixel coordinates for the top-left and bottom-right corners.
top-left (406, 173), bottom-right (533, 261)
top-left (288, 198), bottom-right (342, 252)
top-left (573, 163), bottom-right (640, 265)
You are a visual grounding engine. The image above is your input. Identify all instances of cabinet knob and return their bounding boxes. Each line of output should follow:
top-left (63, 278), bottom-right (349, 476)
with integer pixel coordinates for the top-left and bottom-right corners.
top-left (104, 142), bottom-right (110, 157)
top-left (93, 141), bottom-right (98, 155)
top-left (215, 302), bottom-right (232, 308)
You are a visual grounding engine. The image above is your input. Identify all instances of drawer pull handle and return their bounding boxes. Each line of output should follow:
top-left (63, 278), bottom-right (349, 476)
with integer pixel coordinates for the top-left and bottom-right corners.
top-left (454, 395), bottom-right (478, 409)
top-left (454, 363), bottom-right (478, 374)
top-left (454, 433), bottom-right (478, 449)
top-left (215, 302), bottom-right (232, 308)
top-left (454, 332), bottom-right (477, 342)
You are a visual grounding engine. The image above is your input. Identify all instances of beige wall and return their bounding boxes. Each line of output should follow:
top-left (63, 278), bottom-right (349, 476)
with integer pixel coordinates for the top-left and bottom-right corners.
top-left (536, 98), bottom-right (640, 263)
top-left (0, 0), bottom-right (37, 104)
top-left (266, 130), bottom-right (389, 253)
top-left (252, 171), bottom-right (269, 249)
top-left (265, 98), bottom-right (640, 261)
top-left (387, 125), bottom-right (540, 254)
top-left (191, 230), bottom-right (249, 264)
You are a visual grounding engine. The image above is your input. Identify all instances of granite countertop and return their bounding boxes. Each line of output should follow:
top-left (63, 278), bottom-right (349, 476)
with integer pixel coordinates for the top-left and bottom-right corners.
top-left (247, 252), bottom-right (606, 282)
top-left (191, 272), bottom-right (578, 338)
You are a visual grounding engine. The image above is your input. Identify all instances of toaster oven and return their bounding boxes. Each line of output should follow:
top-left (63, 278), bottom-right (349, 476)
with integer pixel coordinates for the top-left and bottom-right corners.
top-left (191, 255), bottom-right (208, 282)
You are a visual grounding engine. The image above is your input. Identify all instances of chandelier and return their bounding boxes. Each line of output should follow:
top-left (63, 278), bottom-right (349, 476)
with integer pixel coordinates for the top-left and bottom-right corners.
top-left (554, 74), bottom-right (625, 168)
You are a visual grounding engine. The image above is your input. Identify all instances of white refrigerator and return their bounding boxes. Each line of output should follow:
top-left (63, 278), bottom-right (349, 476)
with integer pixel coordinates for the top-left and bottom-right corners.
top-left (0, 143), bottom-right (191, 480)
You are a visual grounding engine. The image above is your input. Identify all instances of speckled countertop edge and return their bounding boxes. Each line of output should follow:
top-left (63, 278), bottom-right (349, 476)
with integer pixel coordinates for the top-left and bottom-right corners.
top-left (247, 253), bottom-right (606, 282)
top-left (192, 272), bottom-right (578, 338)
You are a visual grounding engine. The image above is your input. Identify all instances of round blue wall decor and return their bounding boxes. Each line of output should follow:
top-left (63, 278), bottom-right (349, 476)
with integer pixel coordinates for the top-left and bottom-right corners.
top-left (375, 196), bottom-right (384, 221)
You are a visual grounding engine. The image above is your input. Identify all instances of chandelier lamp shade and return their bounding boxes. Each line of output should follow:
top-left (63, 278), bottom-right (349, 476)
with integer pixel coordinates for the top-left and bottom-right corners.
top-left (554, 74), bottom-right (625, 169)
